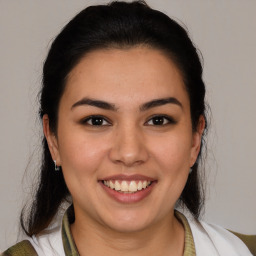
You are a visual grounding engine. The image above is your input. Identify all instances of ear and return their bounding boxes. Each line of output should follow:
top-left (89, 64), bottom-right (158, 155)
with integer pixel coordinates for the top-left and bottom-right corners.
top-left (43, 114), bottom-right (61, 166)
top-left (190, 115), bottom-right (205, 167)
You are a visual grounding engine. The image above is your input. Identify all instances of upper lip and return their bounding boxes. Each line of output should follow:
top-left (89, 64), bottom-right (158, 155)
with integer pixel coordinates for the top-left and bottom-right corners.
top-left (100, 174), bottom-right (156, 181)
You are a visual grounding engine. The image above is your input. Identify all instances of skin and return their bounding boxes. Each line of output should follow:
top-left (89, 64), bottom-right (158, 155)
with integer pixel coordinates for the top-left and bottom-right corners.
top-left (43, 46), bottom-right (204, 256)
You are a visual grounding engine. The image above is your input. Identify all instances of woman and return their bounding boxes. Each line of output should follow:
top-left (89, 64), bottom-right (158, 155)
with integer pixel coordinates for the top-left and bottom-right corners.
top-left (2, 1), bottom-right (255, 255)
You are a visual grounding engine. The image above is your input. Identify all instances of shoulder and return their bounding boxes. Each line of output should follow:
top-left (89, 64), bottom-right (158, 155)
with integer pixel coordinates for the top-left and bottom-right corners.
top-left (2, 221), bottom-right (65, 256)
top-left (228, 231), bottom-right (256, 256)
top-left (187, 216), bottom-right (255, 255)
top-left (1, 240), bottom-right (37, 256)
top-left (26, 223), bottom-right (65, 256)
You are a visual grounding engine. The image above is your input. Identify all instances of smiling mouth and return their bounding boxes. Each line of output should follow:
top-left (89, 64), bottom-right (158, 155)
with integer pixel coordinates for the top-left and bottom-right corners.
top-left (101, 180), bottom-right (152, 193)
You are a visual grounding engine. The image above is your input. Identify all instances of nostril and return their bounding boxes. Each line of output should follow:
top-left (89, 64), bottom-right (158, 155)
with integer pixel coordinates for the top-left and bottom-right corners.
top-left (109, 143), bottom-right (149, 166)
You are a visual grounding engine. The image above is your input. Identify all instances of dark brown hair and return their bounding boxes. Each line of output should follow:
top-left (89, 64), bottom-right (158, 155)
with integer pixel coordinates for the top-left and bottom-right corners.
top-left (21, 0), bottom-right (207, 236)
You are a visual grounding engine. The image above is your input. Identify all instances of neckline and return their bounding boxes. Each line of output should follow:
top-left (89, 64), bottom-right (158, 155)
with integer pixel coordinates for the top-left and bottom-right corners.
top-left (61, 207), bottom-right (196, 256)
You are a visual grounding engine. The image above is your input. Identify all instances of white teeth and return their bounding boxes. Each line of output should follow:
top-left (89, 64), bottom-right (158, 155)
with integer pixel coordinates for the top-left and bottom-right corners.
top-left (129, 181), bottom-right (138, 192)
top-left (114, 180), bottom-right (121, 191)
top-left (121, 181), bottom-right (129, 192)
top-left (103, 180), bottom-right (152, 193)
top-left (137, 181), bottom-right (142, 190)
top-left (109, 180), bottom-right (115, 189)
top-left (142, 181), bottom-right (147, 189)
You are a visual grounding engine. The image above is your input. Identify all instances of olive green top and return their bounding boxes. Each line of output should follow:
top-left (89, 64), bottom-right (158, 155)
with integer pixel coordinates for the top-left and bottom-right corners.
top-left (1, 240), bottom-right (37, 256)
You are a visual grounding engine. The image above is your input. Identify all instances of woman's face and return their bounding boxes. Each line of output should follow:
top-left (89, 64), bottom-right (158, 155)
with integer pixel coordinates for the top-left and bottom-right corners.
top-left (45, 46), bottom-right (203, 232)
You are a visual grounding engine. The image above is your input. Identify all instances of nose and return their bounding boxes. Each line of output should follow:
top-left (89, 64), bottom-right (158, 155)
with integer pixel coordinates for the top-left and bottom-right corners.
top-left (109, 124), bottom-right (149, 167)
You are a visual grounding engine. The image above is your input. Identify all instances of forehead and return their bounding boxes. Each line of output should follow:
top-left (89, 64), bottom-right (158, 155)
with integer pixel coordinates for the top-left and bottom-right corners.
top-left (63, 46), bottom-right (188, 108)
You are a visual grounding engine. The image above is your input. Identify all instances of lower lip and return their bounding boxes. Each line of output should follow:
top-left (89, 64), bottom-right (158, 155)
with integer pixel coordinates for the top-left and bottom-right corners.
top-left (99, 181), bottom-right (156, 203)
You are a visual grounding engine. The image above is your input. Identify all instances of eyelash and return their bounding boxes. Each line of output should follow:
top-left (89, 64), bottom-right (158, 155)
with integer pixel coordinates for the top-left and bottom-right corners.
top-left (81, 115), bottom-right (112, 126)
top-left (145, 115), bottom-right (176, 126)
top-left (81, 114), bottom-right (176, 127)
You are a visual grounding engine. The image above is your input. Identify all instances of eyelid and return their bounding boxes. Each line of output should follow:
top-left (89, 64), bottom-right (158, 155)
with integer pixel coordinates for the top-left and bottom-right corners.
top-left (81, 115), bottom-right (112, 126)
top-left (145, 114), bottom-right (176, 126)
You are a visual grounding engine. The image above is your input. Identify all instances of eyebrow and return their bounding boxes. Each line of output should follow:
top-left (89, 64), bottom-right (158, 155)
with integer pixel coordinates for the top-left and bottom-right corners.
top-left (71, 97), bottom-right (183, 111)
top-left (71, 98), bottom-right (118, 111)
top-left (140, 97), bottom-right (183, 111)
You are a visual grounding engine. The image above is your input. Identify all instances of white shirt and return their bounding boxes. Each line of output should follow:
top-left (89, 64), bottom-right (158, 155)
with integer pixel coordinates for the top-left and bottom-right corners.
top-left (27, 213), bottom-right (253, 256)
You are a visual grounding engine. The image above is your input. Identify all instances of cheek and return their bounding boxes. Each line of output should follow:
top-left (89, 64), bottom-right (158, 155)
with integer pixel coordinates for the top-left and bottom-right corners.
top-left (151, 135), bottom-right (191, 201)
top-left (57, 130), bottom-right (108, 176)
top-left (57, 132), bottom-right (110, 206)
top-left (150, 133), bottom-right (192, 173)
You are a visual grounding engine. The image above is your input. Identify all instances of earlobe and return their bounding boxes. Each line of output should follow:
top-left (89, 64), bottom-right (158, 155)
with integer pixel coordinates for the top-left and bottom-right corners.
top-left (190, 115), bottom-right (205, 167)
top-left (42, 114), bottom-right (61, 166)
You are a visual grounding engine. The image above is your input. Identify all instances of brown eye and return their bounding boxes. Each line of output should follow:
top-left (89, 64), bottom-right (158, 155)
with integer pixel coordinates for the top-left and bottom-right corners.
top-left (82, 115), bottom-right (111, 126)
top-left (146, 115), bottom-right (175, 126)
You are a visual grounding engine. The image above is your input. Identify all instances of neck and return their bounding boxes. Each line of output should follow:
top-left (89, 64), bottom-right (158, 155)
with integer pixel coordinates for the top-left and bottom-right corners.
top-left (71, 211), bottom-right (185, 256)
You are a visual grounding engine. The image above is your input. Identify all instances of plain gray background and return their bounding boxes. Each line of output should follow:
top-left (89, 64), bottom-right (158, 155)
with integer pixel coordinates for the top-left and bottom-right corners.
top-left (0, 0), bottom-right (255, 250)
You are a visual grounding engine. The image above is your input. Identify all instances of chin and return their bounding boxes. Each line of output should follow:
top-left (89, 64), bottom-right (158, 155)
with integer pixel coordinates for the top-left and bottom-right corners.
top-left (105, 219), bottom-right (150, 233)
top-left (98, 209), bottom-right (155, 233)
